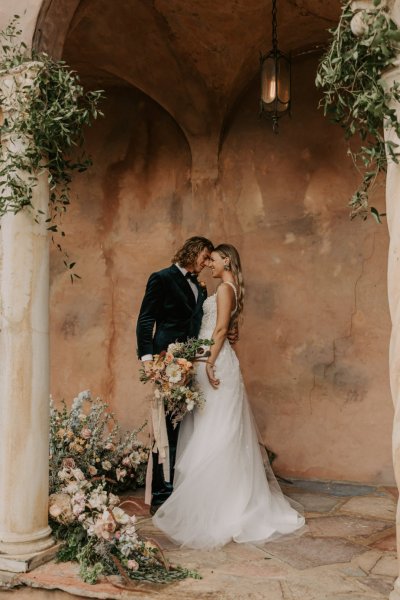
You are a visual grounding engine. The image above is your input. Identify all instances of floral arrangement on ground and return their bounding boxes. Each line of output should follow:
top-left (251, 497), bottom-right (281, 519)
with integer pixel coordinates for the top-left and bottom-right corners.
top-left (49, 391), bottom-right (200, 585)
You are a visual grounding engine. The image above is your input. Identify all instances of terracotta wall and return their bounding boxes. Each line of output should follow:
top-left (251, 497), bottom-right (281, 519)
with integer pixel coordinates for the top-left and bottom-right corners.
top-left (50, 55), bottom-right (394, 484)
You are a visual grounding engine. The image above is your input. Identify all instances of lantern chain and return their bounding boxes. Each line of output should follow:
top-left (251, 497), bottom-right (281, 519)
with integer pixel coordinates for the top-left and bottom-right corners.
top-left (272, 0), bottom-right (278, 52)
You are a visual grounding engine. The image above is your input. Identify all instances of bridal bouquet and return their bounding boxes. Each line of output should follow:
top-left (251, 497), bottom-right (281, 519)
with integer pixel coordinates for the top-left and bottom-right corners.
top-left (140, 338), bottom-right (213, 427)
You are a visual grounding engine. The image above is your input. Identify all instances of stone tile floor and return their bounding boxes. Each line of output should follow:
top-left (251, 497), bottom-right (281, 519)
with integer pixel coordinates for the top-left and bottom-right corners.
top-left (0, 479), bottom-right (398, 600)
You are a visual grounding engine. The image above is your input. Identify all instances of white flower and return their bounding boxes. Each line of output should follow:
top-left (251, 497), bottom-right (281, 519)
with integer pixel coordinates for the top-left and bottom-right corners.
top-left (108, 493), bottom-right (120, 506)
top-left (88, 465), bottom-right (98, 476)
top-left (186, 400), bottom-right (195, 411)
top-left (102, 460), bottom-right (112, 471)
top-left (112, 507), bottom-right (130, 525)
top-left (72, 468), bottom-right (85, 481)
top-left (167, 342), bottom-right (184, 354)
top-left (58, 467), bottom-right (70, 482)
top-left (116, 468), bottom-right (127, 481)
top-left (130, 451), bottom-right (141, 466)
top-left (87, 488), bottom-right (108, 510)
top-left (73, 502), bottom-right (85, 516)
top-left (64, 481), bottom-right (79, 494)
top-left (165, 363), bottom-right (183, 384)
top-left (88, 510), bottom-right (116, 540)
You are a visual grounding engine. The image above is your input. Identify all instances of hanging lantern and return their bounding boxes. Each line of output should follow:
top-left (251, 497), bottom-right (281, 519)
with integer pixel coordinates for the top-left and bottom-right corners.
top-left (260, 0), bottom-right (291, 133)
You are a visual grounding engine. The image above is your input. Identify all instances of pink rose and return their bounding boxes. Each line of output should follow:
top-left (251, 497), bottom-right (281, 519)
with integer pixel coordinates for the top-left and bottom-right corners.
top-left (81, 428), bottom-right (92, 440)
top-left (127, 559), bottom-right (139, 571)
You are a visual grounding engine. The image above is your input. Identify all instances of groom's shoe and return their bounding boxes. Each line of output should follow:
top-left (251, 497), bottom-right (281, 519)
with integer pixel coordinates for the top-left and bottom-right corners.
top-left (150, 487), bottom-right (173, 515)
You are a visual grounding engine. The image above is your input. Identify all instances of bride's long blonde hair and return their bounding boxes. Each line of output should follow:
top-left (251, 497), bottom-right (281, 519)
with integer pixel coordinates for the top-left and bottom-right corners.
top-left (214, 244), bottom-right (244, 322)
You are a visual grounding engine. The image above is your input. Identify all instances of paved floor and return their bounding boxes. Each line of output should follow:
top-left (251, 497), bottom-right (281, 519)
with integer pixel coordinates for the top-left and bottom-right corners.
top-left (0, 480), bottom-right (398, 599)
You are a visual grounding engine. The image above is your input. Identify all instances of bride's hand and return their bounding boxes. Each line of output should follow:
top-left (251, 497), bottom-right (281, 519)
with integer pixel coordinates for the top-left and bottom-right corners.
top-left (206, 362), bottom-right (220, 388)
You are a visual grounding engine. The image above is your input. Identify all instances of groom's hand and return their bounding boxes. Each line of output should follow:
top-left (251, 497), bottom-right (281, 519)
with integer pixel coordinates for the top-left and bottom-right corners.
top-left (227, 323), bottom-right (239, 345)
top-left (142, 359), bottom-right (154, 376)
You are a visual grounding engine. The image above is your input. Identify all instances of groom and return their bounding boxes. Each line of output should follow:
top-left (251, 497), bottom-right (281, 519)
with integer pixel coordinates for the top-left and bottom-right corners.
top-left (136, 236), bottom-right (214, 512)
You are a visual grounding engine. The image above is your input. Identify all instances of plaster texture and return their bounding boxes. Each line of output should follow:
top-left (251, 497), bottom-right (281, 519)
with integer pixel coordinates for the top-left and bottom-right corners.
top-left (0, 0), bottom-right (397, 589)
top-left (48, 54), bottom-right (393, 486)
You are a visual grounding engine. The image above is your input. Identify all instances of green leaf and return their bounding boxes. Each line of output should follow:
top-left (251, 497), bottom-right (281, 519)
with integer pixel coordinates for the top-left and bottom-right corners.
top-left (371, 207), bottom-right (383, 224)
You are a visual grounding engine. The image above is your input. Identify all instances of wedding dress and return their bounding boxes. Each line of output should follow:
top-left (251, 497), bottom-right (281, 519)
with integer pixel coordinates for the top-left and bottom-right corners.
top-left (153, 282), bottom-right (305, 549)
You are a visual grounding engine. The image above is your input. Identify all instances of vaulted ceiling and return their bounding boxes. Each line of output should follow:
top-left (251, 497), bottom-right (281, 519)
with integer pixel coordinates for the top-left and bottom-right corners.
top-left (35, 0), bottom-right (340, 171)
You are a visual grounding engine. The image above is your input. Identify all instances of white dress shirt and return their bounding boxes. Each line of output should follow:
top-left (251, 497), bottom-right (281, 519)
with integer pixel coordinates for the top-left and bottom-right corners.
top-left (141, 264), bottom-right (198, 361)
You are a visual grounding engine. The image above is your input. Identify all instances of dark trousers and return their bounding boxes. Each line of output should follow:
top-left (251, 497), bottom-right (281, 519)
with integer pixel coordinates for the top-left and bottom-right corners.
top-left (151, 415), bottom-right (180, 507)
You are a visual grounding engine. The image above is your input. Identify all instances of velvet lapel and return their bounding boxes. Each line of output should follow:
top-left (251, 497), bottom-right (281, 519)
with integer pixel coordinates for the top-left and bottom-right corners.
top-left (169, 264), bottom-right (196, 308)
top-left (194, 278), bottom-right (206, 311)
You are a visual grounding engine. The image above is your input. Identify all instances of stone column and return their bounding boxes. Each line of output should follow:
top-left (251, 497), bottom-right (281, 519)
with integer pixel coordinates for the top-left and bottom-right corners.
top-left (0, 63), bottom-right (55, 572)
top-left (382, 57), bottom-right (400, 600)
top-left (350, 2), bottom-right (400, 598)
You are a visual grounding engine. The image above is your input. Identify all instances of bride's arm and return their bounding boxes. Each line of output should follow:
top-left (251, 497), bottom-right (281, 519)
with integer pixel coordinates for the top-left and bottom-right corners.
top-left (206, 283), bottom-right (234, 388)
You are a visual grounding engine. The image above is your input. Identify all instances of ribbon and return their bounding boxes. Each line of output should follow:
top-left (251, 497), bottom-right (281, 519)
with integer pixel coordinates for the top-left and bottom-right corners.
top-left (144, 392), bottom-right (170, 505)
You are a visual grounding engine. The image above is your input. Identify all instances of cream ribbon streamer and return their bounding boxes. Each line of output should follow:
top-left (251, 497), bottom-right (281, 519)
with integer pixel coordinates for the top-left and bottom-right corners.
top-left (144, 393), bottom-right (170, 505)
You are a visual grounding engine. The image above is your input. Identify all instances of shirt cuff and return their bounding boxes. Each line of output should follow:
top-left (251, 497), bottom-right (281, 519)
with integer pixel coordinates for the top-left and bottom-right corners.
top-left (141, 354), bottom-right (153, 361)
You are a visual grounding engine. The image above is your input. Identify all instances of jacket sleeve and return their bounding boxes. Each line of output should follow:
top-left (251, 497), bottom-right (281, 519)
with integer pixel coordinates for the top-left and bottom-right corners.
top-left (136, 272), bottom-right (164, 358)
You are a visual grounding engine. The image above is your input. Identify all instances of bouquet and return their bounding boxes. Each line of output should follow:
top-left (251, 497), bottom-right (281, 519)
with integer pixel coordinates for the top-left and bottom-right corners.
top-left (140, 338), bottom-right (213, 427)
top-left (50, 466), bottom-right (199, 584)
top-left (49, 391), bottom-right (149, 494)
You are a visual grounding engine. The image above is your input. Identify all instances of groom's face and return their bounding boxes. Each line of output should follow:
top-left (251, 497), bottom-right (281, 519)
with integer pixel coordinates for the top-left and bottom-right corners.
top-left (193, 248), bottom-right (211, 274)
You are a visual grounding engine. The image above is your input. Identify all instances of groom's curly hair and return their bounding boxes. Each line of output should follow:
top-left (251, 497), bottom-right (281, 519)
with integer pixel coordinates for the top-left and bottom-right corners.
top-left (172, 236), bottom-right (214, 268)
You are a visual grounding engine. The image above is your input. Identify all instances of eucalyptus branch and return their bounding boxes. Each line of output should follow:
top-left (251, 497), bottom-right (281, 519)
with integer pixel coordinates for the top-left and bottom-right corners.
top-left (316, 0), bottom-right (400, 223)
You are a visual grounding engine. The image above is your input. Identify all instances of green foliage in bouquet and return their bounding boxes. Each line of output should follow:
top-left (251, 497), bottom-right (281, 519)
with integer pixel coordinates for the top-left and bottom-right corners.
top-left (167, 338), bottom-right (214, 361)
top-left (49, 391), bottom-right (149, 494)
top-left (316, 0), bottom-right (400, 221)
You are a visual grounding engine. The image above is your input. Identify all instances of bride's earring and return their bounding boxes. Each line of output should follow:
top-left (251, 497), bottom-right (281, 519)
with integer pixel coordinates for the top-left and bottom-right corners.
top-left (224, 262), bottom-right (231, 271)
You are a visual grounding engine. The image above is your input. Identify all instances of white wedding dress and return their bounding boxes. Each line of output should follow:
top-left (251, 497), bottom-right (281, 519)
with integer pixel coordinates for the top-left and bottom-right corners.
top-left (153, 282), bottom-right (305, 549)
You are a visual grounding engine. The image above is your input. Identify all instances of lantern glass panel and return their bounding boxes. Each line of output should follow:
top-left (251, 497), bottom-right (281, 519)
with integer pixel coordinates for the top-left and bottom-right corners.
top-left (277, 57), bottom-right (290, 112)
top-left (261, 56), bottom-right (277, 106)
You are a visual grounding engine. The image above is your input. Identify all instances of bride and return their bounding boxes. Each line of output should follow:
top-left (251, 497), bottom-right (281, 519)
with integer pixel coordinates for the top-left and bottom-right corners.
top-left (153, 244), bottom-right (305, 548)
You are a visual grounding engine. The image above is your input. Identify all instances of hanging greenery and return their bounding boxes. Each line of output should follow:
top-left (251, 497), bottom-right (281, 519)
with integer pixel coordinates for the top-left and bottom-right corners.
top-left (0, 16), bottom-right (103, 277)
top-left (316, 0), bottom-right (400, 222)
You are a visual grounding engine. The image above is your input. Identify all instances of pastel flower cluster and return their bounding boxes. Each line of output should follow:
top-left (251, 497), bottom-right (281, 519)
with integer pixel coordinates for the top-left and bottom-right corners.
top-left (140, 338), bottom-right (213, 427)
top-left (49, 391), bottom-right (149, 494)
top-left (48, 394), bottom-right (200, 585)
top-left (49, 465), bottom-right (159, 578)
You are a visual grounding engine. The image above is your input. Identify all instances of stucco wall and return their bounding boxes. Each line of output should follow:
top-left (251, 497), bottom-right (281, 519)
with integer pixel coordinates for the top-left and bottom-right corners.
top-left (49, 54), bottom-right (394, 485)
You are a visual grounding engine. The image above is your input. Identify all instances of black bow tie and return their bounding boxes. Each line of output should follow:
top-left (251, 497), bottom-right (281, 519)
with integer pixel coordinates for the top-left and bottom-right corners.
top-left (185, 272), bottom-right (198, 283)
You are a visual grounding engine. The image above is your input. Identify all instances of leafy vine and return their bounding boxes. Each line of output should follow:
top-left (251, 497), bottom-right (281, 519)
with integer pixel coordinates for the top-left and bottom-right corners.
top-left (0, 17), bottom-right (103, 277)
top-left (316, 0), bottom-right (400, 222)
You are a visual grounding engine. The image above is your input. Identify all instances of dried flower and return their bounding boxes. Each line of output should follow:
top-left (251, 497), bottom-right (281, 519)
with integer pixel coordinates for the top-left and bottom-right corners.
top-left (81, 427), bottom-right (92, 440)
top-left (49, 493), bottom-right (74, 524)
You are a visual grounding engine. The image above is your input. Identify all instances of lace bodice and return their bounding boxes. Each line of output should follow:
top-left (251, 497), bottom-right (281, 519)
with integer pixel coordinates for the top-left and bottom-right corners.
top-left (199, 282), bottom-right (237, 338)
